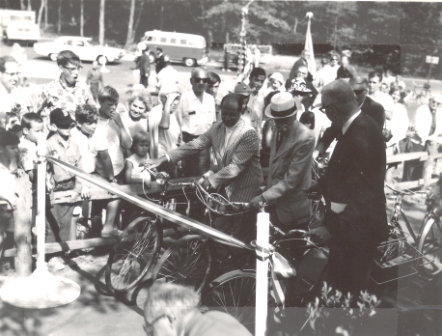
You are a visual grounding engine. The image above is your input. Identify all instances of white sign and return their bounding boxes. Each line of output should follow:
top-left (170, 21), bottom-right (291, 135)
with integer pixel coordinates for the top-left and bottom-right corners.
top-left (426, 56), bottom-right (439, 64)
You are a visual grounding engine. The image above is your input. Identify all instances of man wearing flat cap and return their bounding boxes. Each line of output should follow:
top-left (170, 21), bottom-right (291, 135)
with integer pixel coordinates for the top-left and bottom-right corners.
top-left (304, 79), bottom-right (388, 298)
top-left (314, 76), bottom-right (385, 159)
top-left (232, 82), bottom-right (260, 135)
top-left (250, 92), bottom-right (315, 229)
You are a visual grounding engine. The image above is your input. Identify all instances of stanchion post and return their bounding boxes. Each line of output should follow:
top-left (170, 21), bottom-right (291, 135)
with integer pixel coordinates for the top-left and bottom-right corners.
top-left (36, 132), bottom-right (46, 269)
top-left (255, 210), bottom-right (270, 336)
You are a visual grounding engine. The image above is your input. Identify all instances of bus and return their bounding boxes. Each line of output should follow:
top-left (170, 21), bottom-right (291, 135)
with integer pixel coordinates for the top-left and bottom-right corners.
top-left (139, 30), bottom-right (207, 67)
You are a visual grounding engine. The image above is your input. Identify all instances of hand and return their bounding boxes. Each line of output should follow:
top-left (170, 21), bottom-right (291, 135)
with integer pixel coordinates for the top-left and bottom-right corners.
top-left (303, 227), bottom-right (332, 244)
top-left (80, 187), bottom-right (91, 200)
top-left (141, 156), bottom-right (168, 170)
top-left (200, 178), bottom-right (212, 190)
top-left (250, 194), bottom-right (266, 210)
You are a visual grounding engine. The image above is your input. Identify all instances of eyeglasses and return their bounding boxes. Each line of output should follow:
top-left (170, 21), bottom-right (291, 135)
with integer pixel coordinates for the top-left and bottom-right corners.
top-left (193, 77), bottom-right (209, 84)
top-left (319, 104), bottom-right (334, 114)
top-left (4, 72), bottom-right (19, 76)
top-left (63, 65), bottom-right (83, 73)
top-left (143, 314), bottom-right (174, 336)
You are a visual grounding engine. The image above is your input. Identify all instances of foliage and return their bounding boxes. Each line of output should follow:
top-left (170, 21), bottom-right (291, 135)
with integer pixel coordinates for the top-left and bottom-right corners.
top-left (303, 282), bottom-right (380, 336)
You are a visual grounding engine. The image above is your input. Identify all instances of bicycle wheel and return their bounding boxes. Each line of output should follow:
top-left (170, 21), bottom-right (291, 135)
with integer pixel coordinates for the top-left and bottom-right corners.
top-left (151, 234), bottom-right (212, 293)
top-left (417, 217), bottom-right (442, 278)
top-left (106, 216), bottom-right (162, 294)
top-left (202, 269), bottom-right (272, 334)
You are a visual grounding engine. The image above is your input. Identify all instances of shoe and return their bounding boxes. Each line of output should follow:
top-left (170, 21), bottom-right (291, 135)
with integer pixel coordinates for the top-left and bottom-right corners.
top-left (48, 256), bottom-right (65, 271)
top-left (101, 229), bottom-right (123, 238)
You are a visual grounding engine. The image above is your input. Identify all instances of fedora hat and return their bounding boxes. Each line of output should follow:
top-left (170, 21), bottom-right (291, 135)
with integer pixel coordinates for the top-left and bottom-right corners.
top-left (265, 92), bottom-right (297, 119)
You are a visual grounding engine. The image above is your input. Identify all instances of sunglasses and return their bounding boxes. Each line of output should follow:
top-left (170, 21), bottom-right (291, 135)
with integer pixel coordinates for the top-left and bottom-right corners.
top-left (193, 77), bottom-right (209, 84)
top-left (63, 65), bottom-right (83, 73)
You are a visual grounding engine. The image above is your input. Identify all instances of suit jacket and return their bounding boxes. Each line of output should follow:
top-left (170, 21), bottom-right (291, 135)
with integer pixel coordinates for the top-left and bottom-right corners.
top-left (155, 54), bottom-right (166, 73)
top-left (262, 120), bottom-right (315, 226)
top-left (321, 113), bottom-right (388, 247)
top-left (318, 96), bottom-right (385, 150)
top-left (168, 119), bottom-right (263, 202)
top-left (139, 53), bottom-right (150, 75)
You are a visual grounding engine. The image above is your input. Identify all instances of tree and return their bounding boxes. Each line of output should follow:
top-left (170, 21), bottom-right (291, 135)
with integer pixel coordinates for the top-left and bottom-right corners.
top-left (80, 0), bottom-right (84, 37)
top-left (37, 0), bottom-right (45, 28)
top-left (57, 0), bottom-right (62, 34)
top-left (125, 0), bottom-right (136, 49)
top-left (99, 0), bottom-right (105, 45)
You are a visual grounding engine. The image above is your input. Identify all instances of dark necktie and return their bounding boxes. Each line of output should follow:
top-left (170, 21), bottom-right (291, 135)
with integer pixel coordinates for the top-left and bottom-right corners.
top-left (336, 129), bottom-right (342, 141)
top-left (276, 131), bottom-right (284, 152)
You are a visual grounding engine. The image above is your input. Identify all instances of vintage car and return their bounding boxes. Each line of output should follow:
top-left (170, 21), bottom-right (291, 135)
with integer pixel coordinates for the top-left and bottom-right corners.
top-left (34, 36), bottom-right (125, 63)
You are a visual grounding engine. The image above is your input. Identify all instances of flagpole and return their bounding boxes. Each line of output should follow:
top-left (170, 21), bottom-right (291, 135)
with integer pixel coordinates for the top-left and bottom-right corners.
top-left (305, 12), bottom-right (316, 79)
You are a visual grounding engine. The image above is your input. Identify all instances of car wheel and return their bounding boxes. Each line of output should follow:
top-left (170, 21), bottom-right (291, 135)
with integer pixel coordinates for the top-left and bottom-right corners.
top-left (97, 55), bottom-right (108, 65)
top-left (184, 58), bottom-right (196, 67)
top-left (49, 53), bottom-right (58, 61)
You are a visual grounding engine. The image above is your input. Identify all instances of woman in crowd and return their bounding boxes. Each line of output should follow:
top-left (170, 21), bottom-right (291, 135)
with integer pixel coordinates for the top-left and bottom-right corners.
top-left (386, 87), bottom-right (410, 154)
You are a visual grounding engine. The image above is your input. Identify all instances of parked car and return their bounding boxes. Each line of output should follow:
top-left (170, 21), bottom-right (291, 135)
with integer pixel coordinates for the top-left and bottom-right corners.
top-left (33, 36), bottom-right (125, 63)
top-left (138, 30), bottom-right (207, 67)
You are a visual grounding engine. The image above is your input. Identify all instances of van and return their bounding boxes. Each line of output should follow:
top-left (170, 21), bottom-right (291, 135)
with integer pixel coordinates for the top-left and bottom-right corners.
top-left (140, 30), bottom-right (207, 67)
top-left (0, 9), bottom-right (40, 43)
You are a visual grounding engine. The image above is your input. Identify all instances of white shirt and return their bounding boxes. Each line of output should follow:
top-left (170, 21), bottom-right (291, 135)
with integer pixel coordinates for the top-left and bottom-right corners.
top-left (156, 65), bottom-right (179, 90)
top-left (158, 113), bottom-right (181, 157)
top-left (342, 110), bottom-right (361, 135)
top-left (71, 127), bottom-right (108, 174)
top-left (19, 136), bottom-right (38, 172)
top-left (369, 91), bottom-right (394, 115)
top-left (316, 64), bottom-right (340, 87)
top-left (177, 90), bottom-right (216, 135)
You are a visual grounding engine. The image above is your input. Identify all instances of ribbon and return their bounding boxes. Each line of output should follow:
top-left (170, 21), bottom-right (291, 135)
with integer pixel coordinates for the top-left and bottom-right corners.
top-left (251, 240), bottom-right (297, 323)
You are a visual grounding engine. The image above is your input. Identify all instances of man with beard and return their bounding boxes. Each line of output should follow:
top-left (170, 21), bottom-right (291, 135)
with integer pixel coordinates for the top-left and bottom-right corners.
top-left (31, 50), bottom-right (93, 119)
top-left (145, 94), bottom-right (263, 243)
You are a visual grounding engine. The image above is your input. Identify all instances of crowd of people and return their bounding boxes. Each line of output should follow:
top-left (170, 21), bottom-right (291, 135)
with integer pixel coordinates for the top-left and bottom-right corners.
top-left (0, 45), bottom-right (440, 332)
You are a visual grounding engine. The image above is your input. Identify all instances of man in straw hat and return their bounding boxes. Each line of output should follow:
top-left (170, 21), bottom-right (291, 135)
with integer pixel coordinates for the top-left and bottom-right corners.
top-left (304, 79), bottom-right (388, 298)
top-left (250, 92), bottom-right (315, 230)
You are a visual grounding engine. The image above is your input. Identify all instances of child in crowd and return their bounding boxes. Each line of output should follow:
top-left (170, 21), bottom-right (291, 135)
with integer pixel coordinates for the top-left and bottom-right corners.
top-left (89, 87), bottom-right (125, 238)
top-left (46, 108), bottom-right (87, 243)
top-left (19, 112), bottom-right (44, 183)
top-left (300, 111), bottom-right (315, 130)
top-left (124, 131), bottom-right (151, 184)
top-left (71, 104), bottom-right (121, 238)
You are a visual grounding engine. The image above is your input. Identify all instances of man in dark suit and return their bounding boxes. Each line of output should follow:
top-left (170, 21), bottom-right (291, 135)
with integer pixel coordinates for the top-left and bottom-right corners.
top-left (314, 76), bottom-right (385, 158)
top-left (304, 79), bottom-right (388, 297)
top-left (138, 48), bottom-right (150, 88)
top-left (155, 48), bottom-right (166, 74)
top-left (289, 50), bottom-right (313, 82)
top-left (250, 92), bottom-right (315, 229)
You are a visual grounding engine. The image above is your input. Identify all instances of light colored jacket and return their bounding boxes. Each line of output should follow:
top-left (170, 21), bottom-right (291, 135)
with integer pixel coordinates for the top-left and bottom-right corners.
top-left (263, 120), bottom-right (315, 226)
top-left (168, 119), bottom-right (263, 202)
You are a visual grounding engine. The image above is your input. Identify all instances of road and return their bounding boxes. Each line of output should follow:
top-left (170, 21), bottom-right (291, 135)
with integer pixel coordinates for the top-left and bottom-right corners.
top-left (0, 44), bottom-right (238, 104)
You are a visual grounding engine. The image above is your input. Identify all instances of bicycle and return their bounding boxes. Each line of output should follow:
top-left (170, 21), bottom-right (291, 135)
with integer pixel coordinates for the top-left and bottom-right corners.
top-left (202, 222), bottom-right (329, 334)
top-left (106, 168), bottom-right (252, 297)
top-left (372, 183), bottom-right (441, 286)
top-left (105, 169), bottom-right (211, 296)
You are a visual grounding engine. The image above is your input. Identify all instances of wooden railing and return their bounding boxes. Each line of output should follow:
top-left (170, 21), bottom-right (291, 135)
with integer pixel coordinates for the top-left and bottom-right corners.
top-left (5, 151), bottom-right (442, 275)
